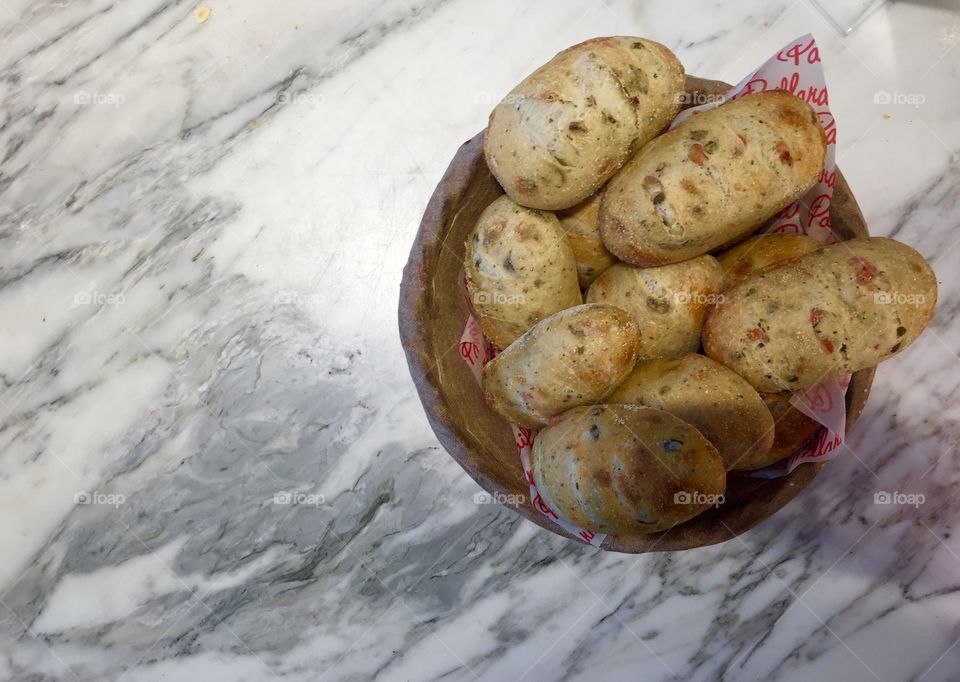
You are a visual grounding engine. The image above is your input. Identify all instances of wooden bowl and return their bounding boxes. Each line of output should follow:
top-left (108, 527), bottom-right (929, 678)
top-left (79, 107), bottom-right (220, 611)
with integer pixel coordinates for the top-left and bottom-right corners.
top-left (399, 77), bottom-right (875, 553)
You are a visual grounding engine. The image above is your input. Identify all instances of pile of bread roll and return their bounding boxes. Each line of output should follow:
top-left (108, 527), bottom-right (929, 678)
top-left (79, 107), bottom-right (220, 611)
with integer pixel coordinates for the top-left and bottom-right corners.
top-left (464, 37), bottom-right (938, 536)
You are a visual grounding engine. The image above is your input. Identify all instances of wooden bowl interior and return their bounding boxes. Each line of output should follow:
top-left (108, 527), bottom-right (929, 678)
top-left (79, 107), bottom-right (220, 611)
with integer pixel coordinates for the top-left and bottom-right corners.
top-left (399, 77), bottom-right (874, 553)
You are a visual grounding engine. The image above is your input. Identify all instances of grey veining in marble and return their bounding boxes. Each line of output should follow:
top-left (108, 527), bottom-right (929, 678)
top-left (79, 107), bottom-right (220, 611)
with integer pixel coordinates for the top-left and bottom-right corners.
top-left (0, 0), bottom-right (959, 680)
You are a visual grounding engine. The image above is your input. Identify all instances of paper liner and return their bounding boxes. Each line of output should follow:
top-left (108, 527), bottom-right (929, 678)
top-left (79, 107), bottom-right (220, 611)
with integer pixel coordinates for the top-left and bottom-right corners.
top-left (460, 34), bottom-right (844, 543)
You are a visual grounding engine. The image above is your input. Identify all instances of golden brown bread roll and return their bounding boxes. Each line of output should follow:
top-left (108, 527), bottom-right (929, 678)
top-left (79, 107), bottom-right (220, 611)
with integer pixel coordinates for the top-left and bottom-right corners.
top-left (465, 195), bottom-right (581, 349)
top-left (531, 404), bottom-right (726, 534)
top-left (586, 256), bottom-right (724, 359)
top-left (484, 37), bottom-right (684, 210)
top-left (556, 194), bottom-right (618, 287)
top-left (703, 237), bottom-right (937, 391)
top-left (482, 304), bottom-right (640, 427)
top-left (716, 233), bottom-right (821, 289)
top-left (599, 91), bottom-right (827, 266)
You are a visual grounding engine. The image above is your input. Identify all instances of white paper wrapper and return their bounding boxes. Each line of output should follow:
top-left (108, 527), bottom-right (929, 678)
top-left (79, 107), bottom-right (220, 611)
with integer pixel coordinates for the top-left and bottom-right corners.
top-left (460, 34), bottom-right (844, 543)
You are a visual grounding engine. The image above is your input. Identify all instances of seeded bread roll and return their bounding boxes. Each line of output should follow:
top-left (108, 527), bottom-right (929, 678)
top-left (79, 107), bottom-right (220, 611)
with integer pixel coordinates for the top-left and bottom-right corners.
top-left (703, 237), bottom-right (937, 392)
top-left (585, 256), bottom-right (724, 359)
top-left (465, 195), bottom-right (581, 349)
top-left (761, 392), bottom-right (821, 464)
top-left (556, 194), bottom-right (618, 287)
top-left (481, 304), bottom-right (640, 427)
top-left (484, 36), bottom-right (685, 211)
top-left (600, 90), bottom-right (827, 266)
top-left (607, 353), bottom-right (774, 471)
top-left (716, 233), bottom-right (822, 289)
top-left (531, 404), bottom-right (726, 534)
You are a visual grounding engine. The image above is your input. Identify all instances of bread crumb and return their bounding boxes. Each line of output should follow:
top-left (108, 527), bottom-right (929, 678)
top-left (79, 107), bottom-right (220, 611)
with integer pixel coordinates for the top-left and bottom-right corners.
top-left (883, 113), bottom-right (891, 119)
top-left (195, 6), bottom-right (211, 23)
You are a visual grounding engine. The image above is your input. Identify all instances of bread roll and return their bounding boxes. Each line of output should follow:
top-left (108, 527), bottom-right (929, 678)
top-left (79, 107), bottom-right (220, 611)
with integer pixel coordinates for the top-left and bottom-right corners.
top-left (586, 256), bottom-right (724, 359)
top-left (465, 195), bottom-right (581, 349)
top-left (716, 233), bottom-right (821, 288)
top-left (600, 91), bottom-right (827, 265)
top-left (485, 37), bottom-right (684, 210)
top-left (531, 404), bottom-right (726, 534)
top-left (703, 237), bottom-right (937, 391)
top-left (482, 304), bottom-right (640, 427)
top-left (556, 194), bottom-right (618, 287)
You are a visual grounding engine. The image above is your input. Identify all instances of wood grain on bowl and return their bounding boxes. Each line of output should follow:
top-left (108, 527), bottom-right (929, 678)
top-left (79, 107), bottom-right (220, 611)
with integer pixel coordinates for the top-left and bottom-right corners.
top-left (398, 77), bottom-right (875, 553)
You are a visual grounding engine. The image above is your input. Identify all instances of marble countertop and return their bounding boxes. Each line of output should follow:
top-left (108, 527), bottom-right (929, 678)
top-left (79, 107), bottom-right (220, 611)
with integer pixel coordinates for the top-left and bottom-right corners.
top-left (1, 0), bottom-right (958, 680)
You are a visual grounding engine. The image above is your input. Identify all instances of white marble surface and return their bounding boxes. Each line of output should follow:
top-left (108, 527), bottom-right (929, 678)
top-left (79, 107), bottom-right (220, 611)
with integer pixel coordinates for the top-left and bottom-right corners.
top-left (0, 0), bottom-right (958, 680)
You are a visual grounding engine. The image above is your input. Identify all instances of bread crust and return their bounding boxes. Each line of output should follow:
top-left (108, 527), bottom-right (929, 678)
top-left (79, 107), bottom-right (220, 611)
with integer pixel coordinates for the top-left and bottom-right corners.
top-left (607, 353), bottom-right (775, 471)
top-left (716, 232), bottom-right (821, 289)
top-left (760, 392), bottom-right (821, 465)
